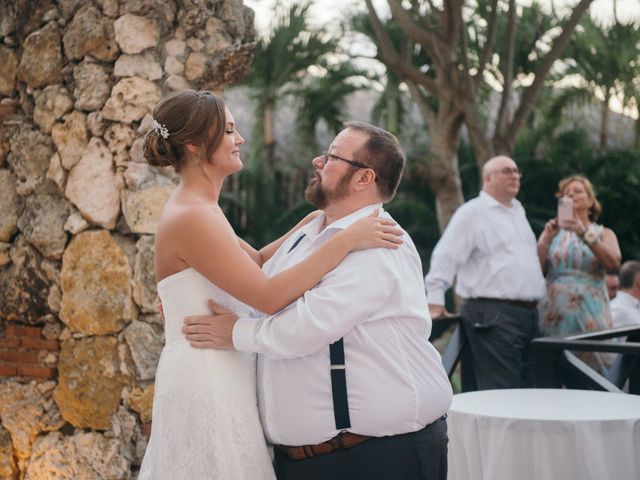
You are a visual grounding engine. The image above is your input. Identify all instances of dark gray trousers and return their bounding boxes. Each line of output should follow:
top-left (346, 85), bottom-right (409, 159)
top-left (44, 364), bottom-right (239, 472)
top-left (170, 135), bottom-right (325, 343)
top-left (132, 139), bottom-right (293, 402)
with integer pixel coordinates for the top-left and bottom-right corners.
top-left (274, 416), bottom-right (448, 480)
top-left (461, 298), bottom-right (539, 390)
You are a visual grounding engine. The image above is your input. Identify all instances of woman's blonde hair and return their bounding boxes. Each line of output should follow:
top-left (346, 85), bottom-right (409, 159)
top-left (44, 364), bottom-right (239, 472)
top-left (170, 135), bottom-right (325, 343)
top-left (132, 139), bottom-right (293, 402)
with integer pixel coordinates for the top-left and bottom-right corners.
top-left (556, 174), bottom-right (602, 221)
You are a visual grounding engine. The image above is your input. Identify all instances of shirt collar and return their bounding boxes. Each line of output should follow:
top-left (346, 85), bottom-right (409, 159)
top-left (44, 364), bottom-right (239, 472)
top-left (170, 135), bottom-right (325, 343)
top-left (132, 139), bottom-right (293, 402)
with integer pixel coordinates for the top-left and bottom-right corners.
top-left (479, 190), bottom-right (522, 211)
top-left (300, 203), bottom-right (384, 240)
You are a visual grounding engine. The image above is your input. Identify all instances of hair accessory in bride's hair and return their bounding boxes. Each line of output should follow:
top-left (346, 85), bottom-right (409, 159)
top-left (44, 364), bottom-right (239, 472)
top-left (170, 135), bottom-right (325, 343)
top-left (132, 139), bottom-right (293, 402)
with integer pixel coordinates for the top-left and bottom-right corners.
top-left (152, 119), bottom-right (170, 139)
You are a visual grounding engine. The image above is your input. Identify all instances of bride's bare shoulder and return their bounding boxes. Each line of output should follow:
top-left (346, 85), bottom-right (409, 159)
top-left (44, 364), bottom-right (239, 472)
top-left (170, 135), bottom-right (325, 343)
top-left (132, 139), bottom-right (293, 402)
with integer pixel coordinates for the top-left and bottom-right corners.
top-left (157, 201), bottom-right (228, 240)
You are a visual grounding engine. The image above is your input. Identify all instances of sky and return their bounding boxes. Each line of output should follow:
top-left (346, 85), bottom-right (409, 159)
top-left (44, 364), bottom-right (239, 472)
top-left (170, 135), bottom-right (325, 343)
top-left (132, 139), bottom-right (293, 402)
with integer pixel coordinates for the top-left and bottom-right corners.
top-left (245, 0), bottom-right (640, 34)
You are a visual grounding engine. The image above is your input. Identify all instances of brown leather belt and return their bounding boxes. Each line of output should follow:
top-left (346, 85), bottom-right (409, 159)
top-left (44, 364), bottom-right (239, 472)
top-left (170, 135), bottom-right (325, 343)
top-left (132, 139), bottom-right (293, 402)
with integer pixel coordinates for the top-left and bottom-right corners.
top-left (277, 431), bottom-right (372, 460)
top-left (473, 297), bottom-right (538, 310)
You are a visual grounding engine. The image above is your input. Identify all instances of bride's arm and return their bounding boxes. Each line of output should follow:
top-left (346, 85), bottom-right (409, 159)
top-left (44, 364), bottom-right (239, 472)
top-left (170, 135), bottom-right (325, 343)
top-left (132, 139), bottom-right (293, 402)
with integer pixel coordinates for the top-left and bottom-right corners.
top-left (237, 210), bottom-right (322, 266)
top-left (174, 207), bottom-right (402, 315)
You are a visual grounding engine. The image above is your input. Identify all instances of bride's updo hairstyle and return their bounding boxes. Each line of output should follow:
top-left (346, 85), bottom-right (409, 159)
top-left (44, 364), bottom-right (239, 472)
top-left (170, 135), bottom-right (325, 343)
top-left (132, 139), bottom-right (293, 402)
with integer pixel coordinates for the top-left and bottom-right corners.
top-left (143, 90), bottom-right (227, 172)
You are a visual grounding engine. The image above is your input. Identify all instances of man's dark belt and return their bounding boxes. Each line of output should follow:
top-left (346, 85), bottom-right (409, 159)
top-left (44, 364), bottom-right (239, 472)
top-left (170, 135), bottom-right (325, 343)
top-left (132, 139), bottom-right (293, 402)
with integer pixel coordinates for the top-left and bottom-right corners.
top-left (276, 431), bottom-right (372, 460)
top-left (472, 297), bottom-right (538, 310)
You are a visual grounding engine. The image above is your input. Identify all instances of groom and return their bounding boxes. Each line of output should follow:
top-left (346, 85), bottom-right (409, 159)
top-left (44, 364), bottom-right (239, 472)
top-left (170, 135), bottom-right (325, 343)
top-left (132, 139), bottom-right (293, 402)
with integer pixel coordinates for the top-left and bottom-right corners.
top-left (183, 121), bottom-right (453, 480)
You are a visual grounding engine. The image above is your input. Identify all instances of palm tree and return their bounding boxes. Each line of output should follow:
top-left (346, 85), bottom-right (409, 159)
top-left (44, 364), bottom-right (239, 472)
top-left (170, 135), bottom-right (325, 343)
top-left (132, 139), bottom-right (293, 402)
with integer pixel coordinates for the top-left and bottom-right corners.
top-left (564, 17), bottom-right (640, 148)
top-left (243, 1), bottom-right (337, 168)
top-left (293, 62), bottom-right (367, 147)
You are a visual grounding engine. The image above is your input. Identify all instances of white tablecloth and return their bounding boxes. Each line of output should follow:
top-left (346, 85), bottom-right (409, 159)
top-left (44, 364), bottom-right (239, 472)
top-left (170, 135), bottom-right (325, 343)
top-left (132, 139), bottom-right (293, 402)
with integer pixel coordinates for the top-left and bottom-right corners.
top-left (447, 389), bottom-right (640, 480)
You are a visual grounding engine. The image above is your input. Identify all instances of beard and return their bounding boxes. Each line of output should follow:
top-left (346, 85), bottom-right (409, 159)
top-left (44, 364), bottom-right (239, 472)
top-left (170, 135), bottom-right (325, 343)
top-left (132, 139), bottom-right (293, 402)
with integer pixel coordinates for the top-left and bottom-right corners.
top-left (305, 169), bottom-right (355, 209)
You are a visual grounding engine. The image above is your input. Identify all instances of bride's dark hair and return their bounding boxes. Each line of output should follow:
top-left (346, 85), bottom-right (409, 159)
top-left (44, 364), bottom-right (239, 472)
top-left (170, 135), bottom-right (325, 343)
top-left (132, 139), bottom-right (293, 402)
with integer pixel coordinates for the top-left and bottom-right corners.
top-left (143, 90), bottom-right (227, 172)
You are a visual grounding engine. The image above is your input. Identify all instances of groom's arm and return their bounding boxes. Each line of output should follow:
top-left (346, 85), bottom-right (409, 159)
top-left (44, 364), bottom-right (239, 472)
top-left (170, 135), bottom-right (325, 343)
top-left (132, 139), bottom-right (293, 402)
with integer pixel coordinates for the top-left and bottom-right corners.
top-left (183, 300), bottom-right (239, 350)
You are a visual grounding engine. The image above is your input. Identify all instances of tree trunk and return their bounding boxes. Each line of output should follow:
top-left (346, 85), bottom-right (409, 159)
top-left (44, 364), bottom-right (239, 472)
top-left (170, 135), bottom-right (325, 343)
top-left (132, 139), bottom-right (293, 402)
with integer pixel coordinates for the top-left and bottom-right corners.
top-left (408, 84), bottom-right (466, 231)
top-left (600, 91), bottom-right (610, 148)
top-left (464, 102), bottom-right (495, 172)
top-left (431, 166), bottom-right (465, 233)
top-left (426, 121), bottom-right (465, 231)
top-left (263, 101), bottom-right (276, 167)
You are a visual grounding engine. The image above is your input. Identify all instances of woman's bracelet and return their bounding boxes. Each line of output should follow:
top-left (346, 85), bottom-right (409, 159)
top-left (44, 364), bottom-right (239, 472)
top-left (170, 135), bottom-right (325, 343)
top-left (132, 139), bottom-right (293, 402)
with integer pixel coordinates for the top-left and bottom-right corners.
top-left (582, 224), bottom-right (603, 245)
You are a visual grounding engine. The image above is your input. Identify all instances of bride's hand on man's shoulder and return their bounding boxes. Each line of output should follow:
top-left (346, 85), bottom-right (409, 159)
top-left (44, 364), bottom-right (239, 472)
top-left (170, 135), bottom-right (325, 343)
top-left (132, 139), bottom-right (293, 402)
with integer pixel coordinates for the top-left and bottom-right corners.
top-left (342, 209), bottom-right (404, 251)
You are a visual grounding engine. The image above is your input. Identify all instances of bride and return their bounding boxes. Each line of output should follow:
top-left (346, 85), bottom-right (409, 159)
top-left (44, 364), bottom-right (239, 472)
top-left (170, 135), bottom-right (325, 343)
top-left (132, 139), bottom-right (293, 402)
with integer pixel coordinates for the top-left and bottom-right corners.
top-left (137, 90), bottom-right (403, 479)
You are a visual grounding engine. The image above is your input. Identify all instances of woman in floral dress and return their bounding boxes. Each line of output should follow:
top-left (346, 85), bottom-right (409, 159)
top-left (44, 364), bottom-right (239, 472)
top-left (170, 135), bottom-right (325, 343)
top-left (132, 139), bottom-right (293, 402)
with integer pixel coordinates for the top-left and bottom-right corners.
top-left (537, 175), bottom-right (621, 371)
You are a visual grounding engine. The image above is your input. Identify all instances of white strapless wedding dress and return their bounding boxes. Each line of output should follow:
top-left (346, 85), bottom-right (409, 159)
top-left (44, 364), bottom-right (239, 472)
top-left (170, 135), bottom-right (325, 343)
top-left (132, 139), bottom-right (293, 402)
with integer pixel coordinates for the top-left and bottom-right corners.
top-left (138, 268), bottom-right (275, 480)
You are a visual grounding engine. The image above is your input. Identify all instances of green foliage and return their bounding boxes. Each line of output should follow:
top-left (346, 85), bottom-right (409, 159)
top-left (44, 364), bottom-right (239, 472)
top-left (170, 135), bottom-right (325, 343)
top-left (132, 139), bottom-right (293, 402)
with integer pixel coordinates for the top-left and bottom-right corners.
top-left (385, 169), bottom-right (439, 271)
top-left (369, 72), bottom-right (408, 136)
top-left (292, 62), bottom-right (368, 146)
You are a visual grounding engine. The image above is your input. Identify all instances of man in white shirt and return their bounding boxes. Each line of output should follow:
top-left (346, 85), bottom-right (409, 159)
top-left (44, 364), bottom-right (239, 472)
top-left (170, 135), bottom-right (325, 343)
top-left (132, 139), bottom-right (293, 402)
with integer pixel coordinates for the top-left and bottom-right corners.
top-left (184, 122), bottom-right (453, 480)
top-left (611, 261), bottom-right (640, 328)
top-left (425, 155), bottom-right (546, 390)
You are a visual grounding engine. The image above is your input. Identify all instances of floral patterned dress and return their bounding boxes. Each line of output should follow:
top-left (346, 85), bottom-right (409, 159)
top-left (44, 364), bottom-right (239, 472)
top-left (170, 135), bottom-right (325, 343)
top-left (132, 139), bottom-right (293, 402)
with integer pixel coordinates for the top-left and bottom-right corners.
top-left (540, 227), bottom-right (612, 371)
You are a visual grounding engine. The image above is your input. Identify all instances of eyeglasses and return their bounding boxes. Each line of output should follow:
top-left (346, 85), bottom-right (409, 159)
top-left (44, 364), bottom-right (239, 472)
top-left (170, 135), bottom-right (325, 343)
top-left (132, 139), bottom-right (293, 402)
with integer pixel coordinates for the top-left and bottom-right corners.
top-left (322, 151), bottom-right (370, 170)
top-left (493, 167), bottom-right (522, 177)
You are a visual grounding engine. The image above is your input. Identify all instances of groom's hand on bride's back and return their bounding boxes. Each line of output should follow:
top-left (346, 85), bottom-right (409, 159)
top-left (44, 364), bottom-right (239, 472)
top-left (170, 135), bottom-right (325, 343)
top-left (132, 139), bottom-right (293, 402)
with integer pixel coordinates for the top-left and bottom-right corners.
top-left (182, 300), bottom-right (238, 350)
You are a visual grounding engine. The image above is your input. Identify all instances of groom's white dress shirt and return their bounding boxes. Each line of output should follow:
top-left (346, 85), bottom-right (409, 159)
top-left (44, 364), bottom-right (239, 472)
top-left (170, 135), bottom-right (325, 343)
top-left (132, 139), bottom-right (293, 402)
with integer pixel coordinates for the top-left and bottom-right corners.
top-left (233, 204), bottom-right (453, 446)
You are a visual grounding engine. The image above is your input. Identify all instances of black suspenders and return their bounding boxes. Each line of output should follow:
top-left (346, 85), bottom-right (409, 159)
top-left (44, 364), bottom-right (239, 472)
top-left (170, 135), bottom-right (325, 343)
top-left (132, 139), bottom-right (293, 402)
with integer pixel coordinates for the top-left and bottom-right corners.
top-left (329, 338), bottom-right (351, 429)
top-left (287, 232), bottom-right (351, 430)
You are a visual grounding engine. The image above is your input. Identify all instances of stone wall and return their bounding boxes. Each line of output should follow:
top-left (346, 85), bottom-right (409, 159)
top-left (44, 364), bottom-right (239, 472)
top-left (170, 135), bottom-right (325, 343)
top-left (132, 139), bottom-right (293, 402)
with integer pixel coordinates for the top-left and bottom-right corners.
top-left (0, 1), bottom-right (255, 478)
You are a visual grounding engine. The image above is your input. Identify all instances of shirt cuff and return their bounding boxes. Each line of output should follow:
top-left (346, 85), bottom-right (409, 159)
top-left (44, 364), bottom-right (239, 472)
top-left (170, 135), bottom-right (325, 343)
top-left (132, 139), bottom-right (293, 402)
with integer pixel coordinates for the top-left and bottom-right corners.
top-left (232, 316), bottom-right (259, 352)
top-left (426, 290), bottom-right (445, 306)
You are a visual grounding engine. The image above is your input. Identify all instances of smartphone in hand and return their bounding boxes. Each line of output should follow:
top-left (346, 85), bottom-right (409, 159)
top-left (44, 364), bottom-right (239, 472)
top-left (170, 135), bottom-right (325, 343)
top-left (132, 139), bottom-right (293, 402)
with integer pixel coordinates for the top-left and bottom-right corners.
top-left (557, 197), bottom-right (574, 228)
